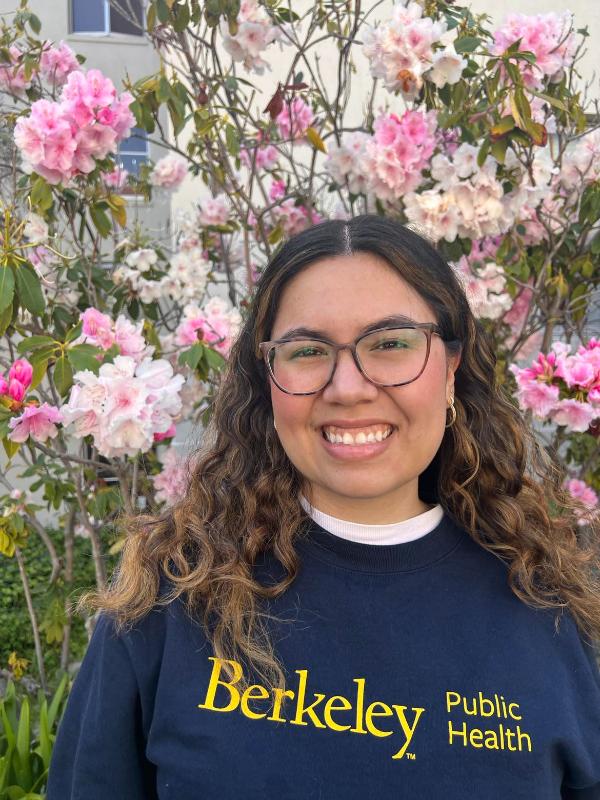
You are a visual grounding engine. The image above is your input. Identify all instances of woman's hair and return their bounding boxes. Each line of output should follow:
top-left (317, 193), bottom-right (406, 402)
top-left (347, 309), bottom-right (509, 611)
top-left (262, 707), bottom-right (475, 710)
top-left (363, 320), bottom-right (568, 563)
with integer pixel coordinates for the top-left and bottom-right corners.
top-left (77, 215), bottom-right (600, 696)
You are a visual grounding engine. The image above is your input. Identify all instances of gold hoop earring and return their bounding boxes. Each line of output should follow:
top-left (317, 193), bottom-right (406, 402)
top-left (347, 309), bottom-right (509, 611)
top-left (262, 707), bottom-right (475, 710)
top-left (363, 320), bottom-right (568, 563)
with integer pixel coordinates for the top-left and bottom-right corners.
top-left (445, 396), bottom-right (456, 429)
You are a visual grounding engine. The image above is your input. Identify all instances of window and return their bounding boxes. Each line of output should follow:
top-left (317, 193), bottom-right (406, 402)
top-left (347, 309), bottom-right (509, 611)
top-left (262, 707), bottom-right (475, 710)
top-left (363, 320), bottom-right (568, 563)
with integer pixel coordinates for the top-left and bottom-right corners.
top-left (71, 0), bottom-right (144, 36)
top-left (117, 127), bottom-right (149, 176)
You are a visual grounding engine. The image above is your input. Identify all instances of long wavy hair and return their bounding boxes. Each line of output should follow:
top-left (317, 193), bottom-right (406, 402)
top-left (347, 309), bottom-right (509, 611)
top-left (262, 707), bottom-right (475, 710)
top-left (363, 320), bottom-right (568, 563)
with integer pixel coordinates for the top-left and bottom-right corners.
top-left (78, 215), bottom-right (600, 696)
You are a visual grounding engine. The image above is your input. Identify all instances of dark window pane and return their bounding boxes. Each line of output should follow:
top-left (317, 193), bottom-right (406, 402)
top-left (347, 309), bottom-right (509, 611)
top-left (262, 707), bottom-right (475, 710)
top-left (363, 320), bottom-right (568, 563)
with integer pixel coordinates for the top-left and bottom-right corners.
top-left (118, 127), bottom-right (148, 154)
top-left (72, 0), bottom-right (106, 32)
top-left (109, 0), bottom-right (144, 35)
top-left (117, 153), bottom-right (148, 176)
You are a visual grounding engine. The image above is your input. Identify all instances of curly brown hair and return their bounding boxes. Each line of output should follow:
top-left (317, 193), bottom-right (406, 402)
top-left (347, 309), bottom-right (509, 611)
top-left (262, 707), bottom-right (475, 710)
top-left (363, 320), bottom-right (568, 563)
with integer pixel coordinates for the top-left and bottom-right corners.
top-left (77, 215), bottom-right (600, 696)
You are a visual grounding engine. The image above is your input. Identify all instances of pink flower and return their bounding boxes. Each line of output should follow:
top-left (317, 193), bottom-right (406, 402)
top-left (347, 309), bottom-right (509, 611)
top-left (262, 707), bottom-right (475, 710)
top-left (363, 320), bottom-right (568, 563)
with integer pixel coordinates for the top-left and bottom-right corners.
top-left (565, 479), bottom-right (599, 509)
top-left (154, 422), bottom-right (176, 442)
top-left (0, 45), bottom-right (36, 95)
top-left (150, 154), bottom-right (188, 189)
top-left (0, 376), bottom-right (8, 394)
top-left (490, 12), bottom-right (577, 88)
top-left (8, 403), bottom-right (63, 443)
top-left (81, 307), bottom-right (115, 349)
top-left (269, 179), bottom-right (285, 201)
top-left (8, 379), bottom-right (26, 403)
top-left (276, 97), bottom-right (315, 141)
top-left (362, 109), bottom-right (438, 201)
top-left (102, 166), bottom-right (129, 189)
top-left (152, 445), bottom-right (189, 506)
top-left (8, 359), bottom-right (33, 389)
top-left (550, 399), bottom-right (597, 432)
top-left (197, 193), bottom-right (230, 226)
top-left (240, 143), bottom-right (279, 170)
top-left (14, 68), bottom-right (134, 184)
top-left (40, 41), bottom-right (80, 86)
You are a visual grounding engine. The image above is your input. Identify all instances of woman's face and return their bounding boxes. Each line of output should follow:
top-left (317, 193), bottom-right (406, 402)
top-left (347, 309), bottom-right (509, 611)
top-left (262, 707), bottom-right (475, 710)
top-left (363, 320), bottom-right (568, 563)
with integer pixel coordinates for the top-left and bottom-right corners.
top-left (267, 252), bottom-right (461, 523)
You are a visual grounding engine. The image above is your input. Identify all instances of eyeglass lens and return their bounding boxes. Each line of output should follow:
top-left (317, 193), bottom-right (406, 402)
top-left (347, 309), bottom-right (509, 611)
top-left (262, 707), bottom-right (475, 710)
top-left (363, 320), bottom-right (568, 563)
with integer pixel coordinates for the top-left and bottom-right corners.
top-left (268, 328), bottom-right (429, 393)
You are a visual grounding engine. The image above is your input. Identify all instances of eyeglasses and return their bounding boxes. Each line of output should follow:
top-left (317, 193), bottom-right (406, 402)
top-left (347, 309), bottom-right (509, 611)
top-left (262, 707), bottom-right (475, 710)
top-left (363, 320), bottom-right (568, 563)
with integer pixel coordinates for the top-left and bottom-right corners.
top-left (258, 323), bottom-right (457, 396)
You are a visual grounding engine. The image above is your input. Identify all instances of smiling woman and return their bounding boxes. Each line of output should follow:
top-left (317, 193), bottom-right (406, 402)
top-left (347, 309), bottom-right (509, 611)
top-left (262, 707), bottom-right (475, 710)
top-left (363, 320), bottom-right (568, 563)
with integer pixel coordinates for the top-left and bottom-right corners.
top-left (47, 216), bottom-right (600, 800)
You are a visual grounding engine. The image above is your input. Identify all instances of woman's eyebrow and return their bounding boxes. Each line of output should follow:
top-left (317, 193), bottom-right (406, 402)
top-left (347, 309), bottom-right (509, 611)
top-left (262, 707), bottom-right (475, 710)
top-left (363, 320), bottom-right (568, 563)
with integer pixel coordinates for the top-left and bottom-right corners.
top-left (279, 314), bottom-right (420, 340)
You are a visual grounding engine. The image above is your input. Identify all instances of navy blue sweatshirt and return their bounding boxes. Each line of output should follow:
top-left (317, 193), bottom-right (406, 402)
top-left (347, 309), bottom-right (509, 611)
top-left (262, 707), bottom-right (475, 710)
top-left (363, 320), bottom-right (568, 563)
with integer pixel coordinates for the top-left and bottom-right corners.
top-left (47, 512), bottom-right (600, 799)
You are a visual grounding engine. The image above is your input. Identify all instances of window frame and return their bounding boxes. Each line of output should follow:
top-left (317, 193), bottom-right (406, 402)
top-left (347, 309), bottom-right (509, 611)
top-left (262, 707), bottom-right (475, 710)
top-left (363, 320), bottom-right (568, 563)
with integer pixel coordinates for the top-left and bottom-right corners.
top-left (116, 127), bottom-right (151, 192)
top-left (70, 0), bottom-right (145, 37)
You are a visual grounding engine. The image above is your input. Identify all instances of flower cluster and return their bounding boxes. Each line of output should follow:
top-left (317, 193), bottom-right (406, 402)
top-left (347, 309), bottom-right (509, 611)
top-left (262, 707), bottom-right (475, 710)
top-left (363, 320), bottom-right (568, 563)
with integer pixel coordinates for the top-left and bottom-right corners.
top-left (60, 354), bottom-right (185, 458)
top-left (324, 132), bottom-right (371, 195)
top-left (510, 339), bottom-right (600, 432)
top-left (240, 141), bottom-right (279, 171)
top-left (152, 445), bottom-right (190, 506)
top-left (451, 257), bottom-right (512, 321)
top-left (174, 296), bottom-right (242, 358)
top-left (560, 129), bottom-right (600, 191)
top-left (14, 68), bottom-right (134, 184)
top-left (102, 166), bottom-right (129, 190)
top-left (150, 153), bottom-right (188, 189)
top-left (490, 11), bottom-right (577, 88)
top-left (564, 478), bottom-right (599, 527)
top-left (1, 358), bottom-right (33, 403)
top-left (73, 307), bottom-right (155, 364)
top-left (362, 1), bottom-right (465, 98)
top-left (197, 193), bottom-right (231, 226)
top-left (365, 110), bottom-right (438, 202)
top-left (405, 144), bottom-right (518, 241)
top-left (221, 0), bottom-right (289, 74)
top-left (40, 41), bottom-right (80, 86)
top-left (0, 45), bottom-right (35, 95)
top-left (276, 97), bottom-right (315, 141)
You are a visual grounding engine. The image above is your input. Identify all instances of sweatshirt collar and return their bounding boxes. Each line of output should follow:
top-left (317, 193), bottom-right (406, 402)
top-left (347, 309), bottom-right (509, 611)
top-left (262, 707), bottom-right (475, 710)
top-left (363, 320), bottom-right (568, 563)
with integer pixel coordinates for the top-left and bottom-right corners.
top-left (296, 509), bottom-right (465, 573)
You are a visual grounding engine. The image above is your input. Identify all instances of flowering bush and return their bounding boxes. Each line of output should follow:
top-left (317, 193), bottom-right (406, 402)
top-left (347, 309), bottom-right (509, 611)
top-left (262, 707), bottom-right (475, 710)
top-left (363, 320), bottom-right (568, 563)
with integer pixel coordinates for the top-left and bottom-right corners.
top-left (0, 0), bottom-right (598, 711)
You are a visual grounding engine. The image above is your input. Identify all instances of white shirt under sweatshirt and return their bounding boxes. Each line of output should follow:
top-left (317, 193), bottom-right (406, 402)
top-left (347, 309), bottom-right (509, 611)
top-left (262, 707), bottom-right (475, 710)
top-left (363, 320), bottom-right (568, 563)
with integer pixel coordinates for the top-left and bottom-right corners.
top-left (298, 494), bottom-right (445, 545)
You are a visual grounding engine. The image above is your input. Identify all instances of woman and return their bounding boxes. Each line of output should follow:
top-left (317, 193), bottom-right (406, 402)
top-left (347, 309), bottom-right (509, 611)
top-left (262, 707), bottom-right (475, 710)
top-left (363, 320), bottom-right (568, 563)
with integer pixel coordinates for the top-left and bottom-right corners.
top-left (47, 216), bottom-right (600, 799)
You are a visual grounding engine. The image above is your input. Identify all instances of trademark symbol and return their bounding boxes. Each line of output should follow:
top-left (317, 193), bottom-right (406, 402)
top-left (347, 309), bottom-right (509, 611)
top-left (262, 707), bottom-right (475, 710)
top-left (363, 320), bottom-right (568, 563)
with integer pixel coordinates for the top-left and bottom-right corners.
top-left (406, 752), bottom-right (416, 760)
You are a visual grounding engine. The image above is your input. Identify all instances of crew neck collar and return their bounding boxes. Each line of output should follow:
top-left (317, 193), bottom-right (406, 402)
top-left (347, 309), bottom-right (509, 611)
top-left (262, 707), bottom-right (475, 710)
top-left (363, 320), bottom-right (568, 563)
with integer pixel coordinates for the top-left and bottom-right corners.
top-left (296, 510), bottom-right (465, 573)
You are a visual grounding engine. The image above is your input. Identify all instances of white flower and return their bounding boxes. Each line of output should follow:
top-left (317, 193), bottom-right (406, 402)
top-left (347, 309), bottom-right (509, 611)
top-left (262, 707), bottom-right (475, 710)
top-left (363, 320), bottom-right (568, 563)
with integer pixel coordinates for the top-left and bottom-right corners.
top-left (126, 248), bottom-right (158, 272)
top-left (426, 46), bottom-right (467, 88)
top-left (23, 212), bottom-right (49, 242)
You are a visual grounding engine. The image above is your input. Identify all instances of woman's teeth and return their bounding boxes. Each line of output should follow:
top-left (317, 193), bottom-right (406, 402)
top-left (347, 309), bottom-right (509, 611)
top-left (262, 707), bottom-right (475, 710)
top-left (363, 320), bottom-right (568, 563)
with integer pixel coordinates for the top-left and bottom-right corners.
top-left (322, 426), bottom-right (393, 445)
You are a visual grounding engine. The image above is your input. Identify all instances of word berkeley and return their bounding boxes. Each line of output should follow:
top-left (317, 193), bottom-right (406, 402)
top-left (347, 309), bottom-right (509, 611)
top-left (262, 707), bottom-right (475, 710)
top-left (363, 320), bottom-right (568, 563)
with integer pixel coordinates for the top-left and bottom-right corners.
top-left (198, 657), bottom-right (424, 759)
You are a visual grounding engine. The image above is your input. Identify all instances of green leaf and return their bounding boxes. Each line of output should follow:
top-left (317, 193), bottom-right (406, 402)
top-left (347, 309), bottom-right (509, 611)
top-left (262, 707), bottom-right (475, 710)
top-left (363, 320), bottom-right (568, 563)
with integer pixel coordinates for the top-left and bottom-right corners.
top-left (156, 0), bottom-right (170, 23)
top-left (30, 177), bottom-right (53, 212)
top-left (0, 297), bottom-right (14, 335)
top-left (204, 347), bottom-right (226, 371)
top-left (178, 342), bottom-right (205, 370)
top-left (14, 697), bottom-right (31, 789)
top-left (53, 354), bottom-right (73, 396)
top-left (16, 335), bottom-right (55, 353)
top-left (90, 204), bottom-right (113, 238)
top-left (454, 36), bottom-right (481, 54)
top-left (225, 123), bottom-right (240, 156)
top-left (65, 320), bottom-right (83, 344)
top-left (528, 90), bottom-right (568, 113)
top-left (0, 265), bottom-right (15, 313)
top-left (156, 75), bottom-right (172, 102)
top-left (28, 12), bottom-right (41, 33)
top-left (172, 1), bottom-right (190, 31)
top-left (29, 357), bottom-right (49, 391)
top-left (15, 264), bottom-right (45, 315)
top-left (66, 344), bottom-right (102, 374)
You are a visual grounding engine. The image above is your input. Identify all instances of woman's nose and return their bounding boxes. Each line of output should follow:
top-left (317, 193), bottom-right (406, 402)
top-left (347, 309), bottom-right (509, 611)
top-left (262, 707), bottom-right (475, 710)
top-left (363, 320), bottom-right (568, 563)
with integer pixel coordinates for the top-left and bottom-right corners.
top-left (321, 348), bottom-right (378, 401)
